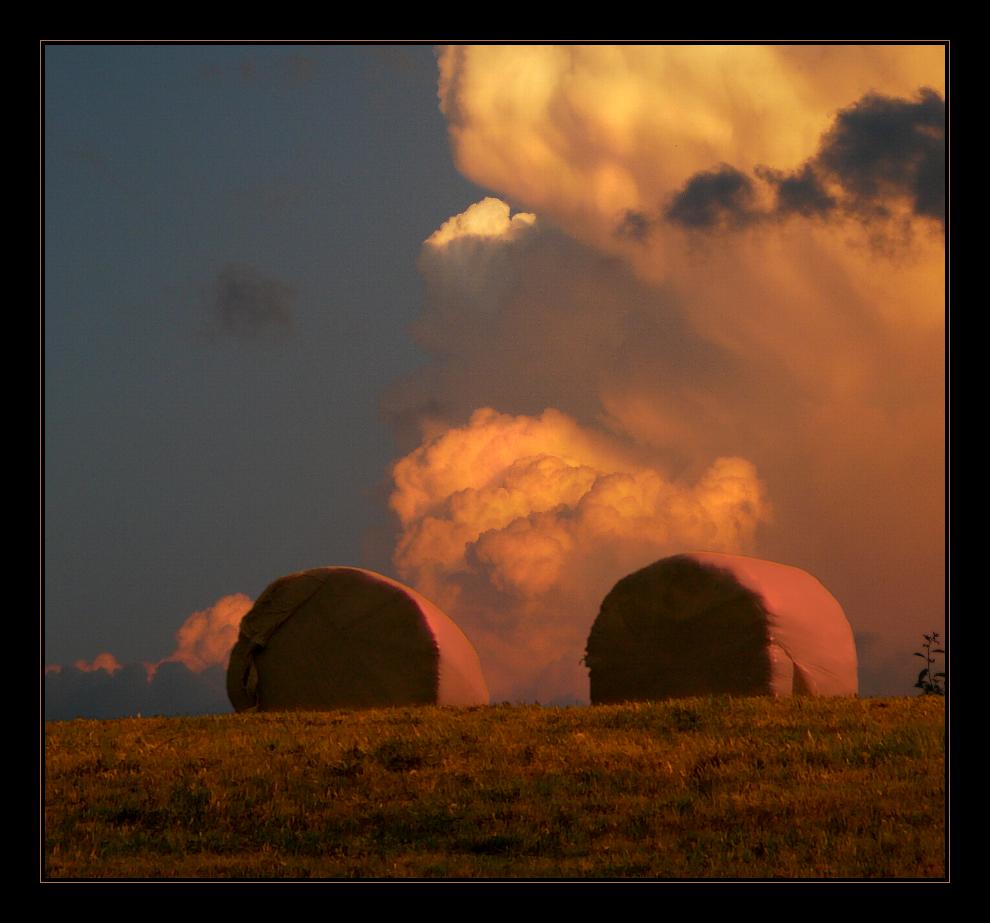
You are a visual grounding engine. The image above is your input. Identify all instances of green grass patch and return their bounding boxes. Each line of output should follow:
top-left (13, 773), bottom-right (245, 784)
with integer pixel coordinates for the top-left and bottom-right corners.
top-left (44, 697), bottom-right (945, 879)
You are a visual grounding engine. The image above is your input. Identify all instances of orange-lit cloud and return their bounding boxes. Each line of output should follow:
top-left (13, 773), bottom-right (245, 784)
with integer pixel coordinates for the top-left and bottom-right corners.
top-left (426, 196), bottom-right (536, 247)
top-left (73, 652), bottom-right (122, 674)
top-left (438, 45), bottom-right (944, 257)
top-left (391, 407), bottom-right (769, 701)
top-left (390, 45), bottom-right (945, 698)
top-left (46, 593), bottom-right (254, 719)
top-left (160, 592), bottom-right (253, 673)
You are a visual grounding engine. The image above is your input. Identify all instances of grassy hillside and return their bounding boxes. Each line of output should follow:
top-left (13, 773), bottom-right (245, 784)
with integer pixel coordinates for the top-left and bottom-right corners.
top-left (44, 697), bottom-right (945, 879)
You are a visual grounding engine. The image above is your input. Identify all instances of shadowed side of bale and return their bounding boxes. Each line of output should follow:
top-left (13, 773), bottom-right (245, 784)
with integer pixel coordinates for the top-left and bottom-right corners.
top-left (585, 555), bottom-right (772, 703)
top-left (227, 571), bottom-right (330, 711)
top-left (226, 639), bottom-right (257, 712)
top-left (256, 574), bottom-right (438, 709)
top-left (228, 569), bottom-right (440, 711)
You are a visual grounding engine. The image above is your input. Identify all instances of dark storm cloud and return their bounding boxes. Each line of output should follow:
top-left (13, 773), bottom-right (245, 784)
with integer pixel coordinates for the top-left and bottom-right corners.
top-left (665, 165), bottom-right (758, 230)
top-left (629, 88), bottom-right (946, 238)
top-left (45, 663), bottom-right (231, 721)
top-left (756, 164), bottom-right (837, 218)
top-left (816, 87), bottom-right (945, 223)
top-left (762, 87), bottom-right (946, 225)
top-left (211, 264), bottom-right (294, 338)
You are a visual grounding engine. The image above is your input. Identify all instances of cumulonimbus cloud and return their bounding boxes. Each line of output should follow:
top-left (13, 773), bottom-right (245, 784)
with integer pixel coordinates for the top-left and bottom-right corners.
top-left (385, 45), bottom-right (945, 699)
top-left (389, 406), bottom-right (769, 702)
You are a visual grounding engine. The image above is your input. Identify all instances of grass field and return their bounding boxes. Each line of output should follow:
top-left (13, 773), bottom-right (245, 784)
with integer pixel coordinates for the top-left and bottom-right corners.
top-left (44, 696), bottom-right (945, 879)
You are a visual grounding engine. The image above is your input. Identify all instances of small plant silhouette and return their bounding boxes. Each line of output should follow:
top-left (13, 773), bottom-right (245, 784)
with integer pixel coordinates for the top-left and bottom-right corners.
top-left (913, 631), bottom-right (945, 696)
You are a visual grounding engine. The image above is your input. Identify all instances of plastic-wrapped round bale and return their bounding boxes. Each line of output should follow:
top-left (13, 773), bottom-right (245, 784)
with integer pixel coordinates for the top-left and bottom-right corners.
top-left (227, 567), bottom-right (489, 710)
top-left (585, 553), bottom-right (858, 702)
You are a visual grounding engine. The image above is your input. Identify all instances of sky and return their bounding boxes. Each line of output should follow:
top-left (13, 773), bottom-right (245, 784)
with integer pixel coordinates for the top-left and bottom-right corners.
top-left (44, 43), bottom-right (946, 718)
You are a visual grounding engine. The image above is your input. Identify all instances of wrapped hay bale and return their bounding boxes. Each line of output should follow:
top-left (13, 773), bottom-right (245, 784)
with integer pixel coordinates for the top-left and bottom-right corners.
top-left (227, 567), bottom-right (489, 711)
top-left (585, 553), bottom-right (858, 702)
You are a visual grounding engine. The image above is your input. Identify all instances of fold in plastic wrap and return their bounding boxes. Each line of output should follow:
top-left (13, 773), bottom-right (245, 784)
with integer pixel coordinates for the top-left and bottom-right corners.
top-left (227, 567), bottom-right (489, 711)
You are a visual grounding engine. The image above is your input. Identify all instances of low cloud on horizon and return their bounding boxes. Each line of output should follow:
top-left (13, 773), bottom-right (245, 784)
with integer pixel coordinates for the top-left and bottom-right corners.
top-left (45, 594), bottom-right (251, 721)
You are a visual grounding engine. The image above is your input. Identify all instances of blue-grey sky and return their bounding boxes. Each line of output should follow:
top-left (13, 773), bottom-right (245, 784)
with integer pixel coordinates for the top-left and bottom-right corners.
top-left (46, 44), bottom-right (483, 668)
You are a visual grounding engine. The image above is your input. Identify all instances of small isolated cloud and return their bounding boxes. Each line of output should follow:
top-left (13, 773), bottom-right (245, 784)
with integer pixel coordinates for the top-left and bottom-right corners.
top-left (73, 652), bottom-right (122, 674)
top-left (426, 197), bottom-right (536, 248)
top-left (210, 264), bottom-right (295, 338)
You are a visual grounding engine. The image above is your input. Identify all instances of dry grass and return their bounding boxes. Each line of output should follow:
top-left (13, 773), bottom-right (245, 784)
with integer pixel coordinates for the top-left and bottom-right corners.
top-left (44, 696), bottom-right (945, 879)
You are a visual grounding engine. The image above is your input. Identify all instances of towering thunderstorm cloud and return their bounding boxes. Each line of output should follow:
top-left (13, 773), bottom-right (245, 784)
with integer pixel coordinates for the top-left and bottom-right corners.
top-left (386, 45), bottom-right (945, 700)
top-left (390, 407), bottom-right (768, 701)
